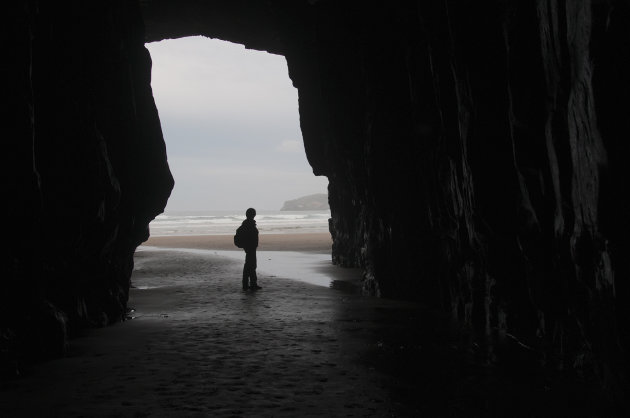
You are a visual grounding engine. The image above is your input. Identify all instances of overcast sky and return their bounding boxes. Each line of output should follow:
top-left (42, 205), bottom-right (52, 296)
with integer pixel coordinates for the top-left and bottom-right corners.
top-left (146, 36), bottom-right (328, 212)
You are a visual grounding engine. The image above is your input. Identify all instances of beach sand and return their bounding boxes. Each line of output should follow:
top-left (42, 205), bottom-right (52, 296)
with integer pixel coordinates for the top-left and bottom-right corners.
top-left (0, 234), bottom-right (597, 416)
top-left (2, 233), bottom-right (432, 417)
top-left (145, 232), bottom-right (333, 253)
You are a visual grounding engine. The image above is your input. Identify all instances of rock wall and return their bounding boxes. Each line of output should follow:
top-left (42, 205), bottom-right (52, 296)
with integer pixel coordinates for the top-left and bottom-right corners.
top-left (158, 0), bottom-right (629, 399)
top-left (285, 0), bottom-right (630, 399)
top-left (2, 0), bottom-right (173, 367)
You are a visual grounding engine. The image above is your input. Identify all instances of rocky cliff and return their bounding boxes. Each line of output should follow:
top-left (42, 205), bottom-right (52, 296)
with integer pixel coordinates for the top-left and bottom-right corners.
top-left (4, 0), bottom-right (630, 407)
top-left (280, 194), bottom-right (329, 211)
top-left (3, 1), bottom-right (173, 364)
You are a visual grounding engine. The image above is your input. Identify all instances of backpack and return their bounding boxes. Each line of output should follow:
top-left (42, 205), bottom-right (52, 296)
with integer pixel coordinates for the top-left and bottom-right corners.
top-left (234, 225), bottom-right (245, 248)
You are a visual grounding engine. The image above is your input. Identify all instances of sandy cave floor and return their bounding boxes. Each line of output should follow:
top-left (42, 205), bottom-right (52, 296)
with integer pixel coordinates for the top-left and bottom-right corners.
top-left (0, 236), bottom-right (612, 417)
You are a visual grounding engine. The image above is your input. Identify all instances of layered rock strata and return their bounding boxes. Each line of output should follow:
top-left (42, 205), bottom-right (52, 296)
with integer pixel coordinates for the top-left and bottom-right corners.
top-left (3, 1), bottom-right (173, 364)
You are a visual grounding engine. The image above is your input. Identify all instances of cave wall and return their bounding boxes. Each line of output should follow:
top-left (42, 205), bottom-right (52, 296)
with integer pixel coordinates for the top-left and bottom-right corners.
top-left (4, 0), bottom-right (630, 401)
top-left (304, 0), bottom-right (630, 396)
top-left (143, 0), bottom-right (630, 396)
top-left (289, 0), bottom-right (630, 395)
top-left (2, 1), bottom-right (173, 364)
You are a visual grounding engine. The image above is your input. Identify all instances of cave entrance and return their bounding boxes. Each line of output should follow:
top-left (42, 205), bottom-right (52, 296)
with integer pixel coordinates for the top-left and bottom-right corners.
top-left (142, 36), bottom-right (332, 278)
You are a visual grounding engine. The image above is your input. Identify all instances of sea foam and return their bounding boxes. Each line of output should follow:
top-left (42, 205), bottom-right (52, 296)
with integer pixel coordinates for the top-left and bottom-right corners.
top-left (149, 210), bottom-right (331, 237)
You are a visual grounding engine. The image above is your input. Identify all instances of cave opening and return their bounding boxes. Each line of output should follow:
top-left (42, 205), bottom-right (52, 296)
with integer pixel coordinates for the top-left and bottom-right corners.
top-left (145, 36), bottom-right (328, 214)
top-left (139, 36), bottom-right (335, 287)
top-left (144, 36), bottom-right (330, 238)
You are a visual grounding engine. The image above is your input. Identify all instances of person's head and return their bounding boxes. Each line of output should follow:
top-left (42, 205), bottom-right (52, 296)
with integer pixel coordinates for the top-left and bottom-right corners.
top-left (246, 208), bottom-right (256, 219)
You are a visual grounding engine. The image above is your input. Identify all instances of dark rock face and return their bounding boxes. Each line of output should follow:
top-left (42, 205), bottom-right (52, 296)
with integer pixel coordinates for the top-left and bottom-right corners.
top-left (3, 1), bottom-right (173, 365)
top-left (318, 1), bottom-right (629, 400)
top-left (4, 0), bottom-right (630, 406)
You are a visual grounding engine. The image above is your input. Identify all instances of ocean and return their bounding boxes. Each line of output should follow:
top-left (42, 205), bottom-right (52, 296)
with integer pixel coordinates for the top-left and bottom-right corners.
top-left (148, 210), bottom-right (331, 237)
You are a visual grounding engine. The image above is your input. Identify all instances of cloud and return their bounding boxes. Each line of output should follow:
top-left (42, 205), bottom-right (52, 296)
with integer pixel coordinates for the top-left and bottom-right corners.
top-left (148, 37), bottom-right (297, 121)
top-left (166, 156), bottom-right (328, 211)
top-left (275, 140), bottom-right (304, 153)
top-left (145, 36), bottom-right (327, 211)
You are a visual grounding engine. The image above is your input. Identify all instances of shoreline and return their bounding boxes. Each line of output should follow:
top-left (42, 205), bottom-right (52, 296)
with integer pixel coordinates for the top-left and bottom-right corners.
top-left (139, 231), bottom-right (360, 290)
top-left (144, 232), bottom-right (333, 253)
top-left (136, 247), bottom-right (362, 289)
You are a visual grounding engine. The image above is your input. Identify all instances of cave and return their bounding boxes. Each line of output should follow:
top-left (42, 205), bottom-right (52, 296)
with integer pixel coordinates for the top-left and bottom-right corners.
top-left (3, 0), bottom-right (630, 413)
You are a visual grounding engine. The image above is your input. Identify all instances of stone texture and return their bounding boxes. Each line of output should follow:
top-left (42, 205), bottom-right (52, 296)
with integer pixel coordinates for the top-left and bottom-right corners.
top-left (2, 1), bottom-right (173, 365)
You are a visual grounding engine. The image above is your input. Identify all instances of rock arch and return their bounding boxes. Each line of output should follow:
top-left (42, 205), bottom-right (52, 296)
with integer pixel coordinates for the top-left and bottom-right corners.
top-left (4, 0), bottom-right (630, 400)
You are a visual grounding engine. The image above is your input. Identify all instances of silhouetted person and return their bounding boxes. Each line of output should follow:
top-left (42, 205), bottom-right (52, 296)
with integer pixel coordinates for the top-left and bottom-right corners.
top-left (240, 208), bottom-right (260, 291)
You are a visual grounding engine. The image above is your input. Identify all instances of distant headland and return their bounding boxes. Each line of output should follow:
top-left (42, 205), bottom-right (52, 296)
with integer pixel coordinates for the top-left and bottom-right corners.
top-left (280, 193), bottom-right (329, 211)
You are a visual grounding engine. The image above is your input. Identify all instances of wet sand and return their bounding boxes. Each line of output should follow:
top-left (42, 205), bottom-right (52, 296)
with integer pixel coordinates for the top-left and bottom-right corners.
top-left (2, 235), bottom-right (432, 417)
top-left (1, 235), bottom-right (609, 416)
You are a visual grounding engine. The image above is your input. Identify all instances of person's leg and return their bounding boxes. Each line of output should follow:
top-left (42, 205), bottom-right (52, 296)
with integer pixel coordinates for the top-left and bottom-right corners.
top-left (244, 249), bottom-right (255, 289)
top-left (242, 263), bottom-right (249, 290)
top-left (250, 268), bottom-right (258, 288)
top-left (249, 251), bottom-right (260, 289)
top-left (243, 249), bottom-right (253, 290)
